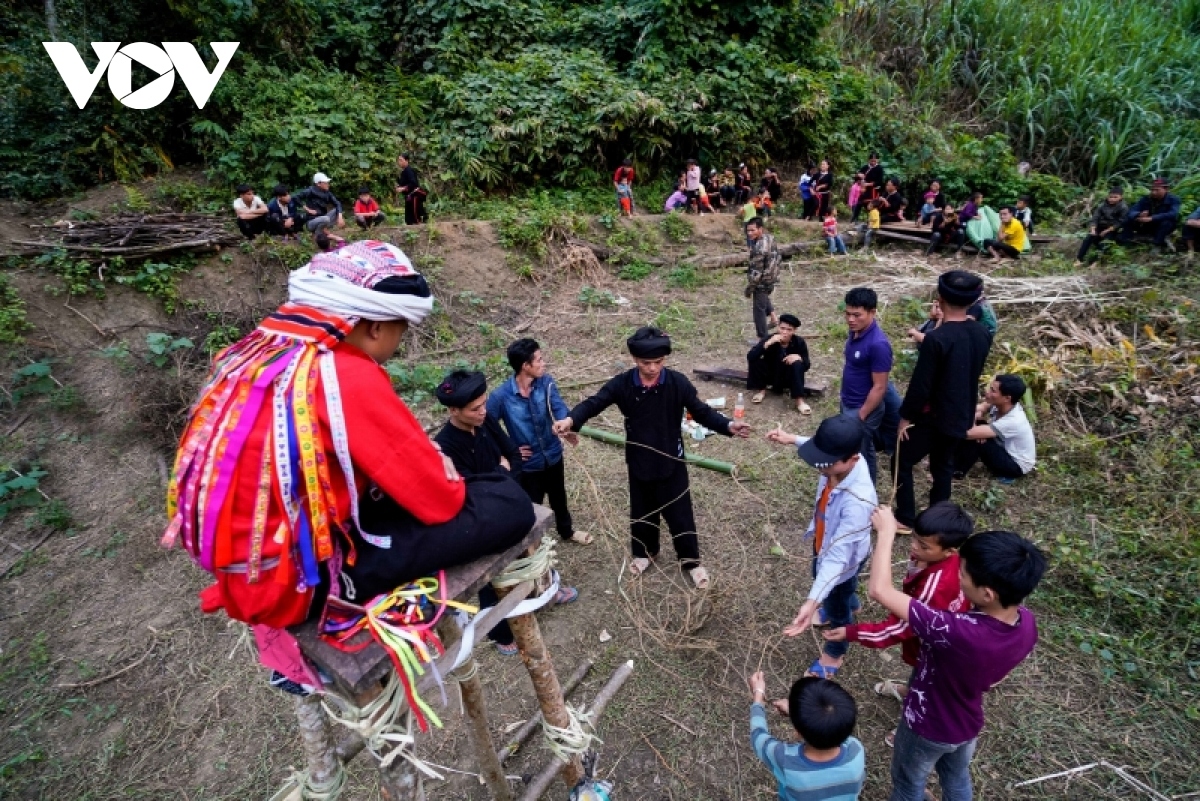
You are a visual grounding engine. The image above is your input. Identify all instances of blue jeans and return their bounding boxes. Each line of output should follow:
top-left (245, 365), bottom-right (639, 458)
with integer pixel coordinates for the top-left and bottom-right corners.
top-left (889, 720), bottom-right (977, 801)
top-left (814, 558), bottom-right (863, 659)
top-left (876, 382), bottom-right (903, 455)
top-left (826, 234), bottom-right (848, 254)
top-left (839, 402), bottom-right (885, 485)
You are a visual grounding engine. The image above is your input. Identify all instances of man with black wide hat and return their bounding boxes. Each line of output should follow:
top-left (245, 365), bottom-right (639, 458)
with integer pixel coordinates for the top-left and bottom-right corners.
top-left (893, 270), bottom-right (992, 530)
top-left (746, 312), bottom-right (813, 414)
top-left (553, 327), bottom-right (751, 589)
top-left (433, 370), bottom-right (580, 655)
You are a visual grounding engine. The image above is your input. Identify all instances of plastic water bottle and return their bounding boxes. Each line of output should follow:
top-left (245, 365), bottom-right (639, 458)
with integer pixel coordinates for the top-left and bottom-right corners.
top-left (734, 392), bottom-right (745, 420)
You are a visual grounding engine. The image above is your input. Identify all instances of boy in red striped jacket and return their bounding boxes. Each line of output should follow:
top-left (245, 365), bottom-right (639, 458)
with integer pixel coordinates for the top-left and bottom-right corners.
top-left (823, 501), bottom-right (972, 745)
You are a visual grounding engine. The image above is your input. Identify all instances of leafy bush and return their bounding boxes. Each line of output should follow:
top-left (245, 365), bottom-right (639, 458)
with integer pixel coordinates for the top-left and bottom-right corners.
top-left (659, 213), bottom-right (694, 244)
top-left (841, 0), bottom-right (1200, 184)
top-left (0, 275), bottom-right (30, 346)
top-left (618, 260), bottom-right (654, 281)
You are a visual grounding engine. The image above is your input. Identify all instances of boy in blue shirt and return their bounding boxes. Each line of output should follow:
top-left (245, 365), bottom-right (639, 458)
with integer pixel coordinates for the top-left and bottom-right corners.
top-left (747, 671), bottom-right (866, 800)
top-left (768, 414), bottom-right (875, 679)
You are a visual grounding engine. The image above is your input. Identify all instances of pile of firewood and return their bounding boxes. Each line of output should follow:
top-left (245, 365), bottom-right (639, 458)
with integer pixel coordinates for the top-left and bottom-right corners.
top-left (10, 213), bottom-right (240, 259)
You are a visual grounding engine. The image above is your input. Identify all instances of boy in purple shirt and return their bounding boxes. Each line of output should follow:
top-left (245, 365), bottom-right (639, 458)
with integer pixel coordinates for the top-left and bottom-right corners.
top-left (867, 506), bottom-right (1046, 801)
top-left (840, 287), bottom-right (893, 484)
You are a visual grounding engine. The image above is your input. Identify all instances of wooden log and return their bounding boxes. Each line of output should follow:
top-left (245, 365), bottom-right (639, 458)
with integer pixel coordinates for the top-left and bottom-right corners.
top-left (517, 660), bottom-right (636, 801)
top-left (692, 366), bottom-right (829, 396)
top-left (495, 567), bottom-right (584, 789)
top-left (293, 692), bottom-right (342, 794)
top-left (436, 617), bottom-right (513, 801)
top-left (498, 658), bottom-right (594, 763)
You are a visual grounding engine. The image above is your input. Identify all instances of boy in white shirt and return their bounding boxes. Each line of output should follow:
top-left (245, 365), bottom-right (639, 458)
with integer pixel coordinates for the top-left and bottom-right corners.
top-left (232, 183), bottom-right (269, 239)
top-left (955, 374), bottom-right (1036, 483)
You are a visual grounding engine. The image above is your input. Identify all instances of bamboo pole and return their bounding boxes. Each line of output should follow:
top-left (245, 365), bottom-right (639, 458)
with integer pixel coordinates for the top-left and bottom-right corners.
top-left (517, 660), bottom-right (636, 801)
top-left (434, 617), bottom-right (513, 801)
top-left (497, 658), bottom-right (594, 763)
top-left (494, 574), bottom-right (584, 789)
top-left (578, 425), bottom-right (736, 475)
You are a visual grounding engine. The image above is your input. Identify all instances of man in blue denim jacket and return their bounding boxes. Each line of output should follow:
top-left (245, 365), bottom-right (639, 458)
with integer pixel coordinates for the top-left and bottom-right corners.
top-left (487, 339), bottom-right (593, 546)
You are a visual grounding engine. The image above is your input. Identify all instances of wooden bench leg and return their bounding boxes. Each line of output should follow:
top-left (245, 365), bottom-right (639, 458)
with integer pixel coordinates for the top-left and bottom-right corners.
top-left (496, 585), bottom-right (585, 789)
top-left (435, 617), bottom-right (514, 801)
top-left (293, 693), bottom-right (342, 792)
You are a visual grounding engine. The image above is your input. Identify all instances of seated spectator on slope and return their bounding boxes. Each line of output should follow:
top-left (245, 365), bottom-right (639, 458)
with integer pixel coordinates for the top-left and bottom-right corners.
top-left (761, 167), bottom-right (783, 204)
top-left (721, 167), bottom-right (739, 208)
top-left (926, 205), bottom-right (965, 258)
top-left (981, 206), bottom-right (1027, 262)
top-left (267, 184), bottom-right (304, 241)
top-left (295, 172), bottom-right (345, 235)
top-left (746, 313), bottom-right (813, 414)
top-left (1014, 195), bottom-right (1034, 235)
top-left (1119, 179), bottom-right (1181, 252)
top-left (233, 184), bottom-right (270, 239)
top-left (1183, 204), bottom-right (1200, 263)
top-left (753, 187), bottom-right (774, 219)
top-left (881, 179), bottom-right (907, 223)
top-left (955, 373), bottom-right (1036, 482)
top-left (959, 192), bottom-right (983, 224)
top-left (918, 180), bottom-right (946, 226)
top-left (1074, 187), bottom-right (1128, 267)
top-left (353, 187), bottom-right (387, 229)
top-left (665, 188), bottom-right (689, 212)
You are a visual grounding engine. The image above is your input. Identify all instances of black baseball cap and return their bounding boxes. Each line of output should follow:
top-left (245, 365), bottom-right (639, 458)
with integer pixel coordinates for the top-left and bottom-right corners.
top-left (798, 414), bottom-right (865, 469)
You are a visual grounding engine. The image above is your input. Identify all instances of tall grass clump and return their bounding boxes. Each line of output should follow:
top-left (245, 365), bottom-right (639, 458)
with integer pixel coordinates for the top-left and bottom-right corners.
top-left (838, 0), bottom-right (1200, 185)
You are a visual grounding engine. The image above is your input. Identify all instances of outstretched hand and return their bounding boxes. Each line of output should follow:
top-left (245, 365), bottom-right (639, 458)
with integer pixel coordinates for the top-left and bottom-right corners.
top-left (783, 599), bottom-right (818, 637)
top-left (766, 426), bottom-right (797, 446)
top-left (552, 418), bottom-right (574, 436)
top-left (822, 627), bottom-right (848, 642)
top-left (871, 505), bottom-right (898, 537)
top-left (747, 670), bottom-right (767, 703)
top-left (729, 421), bottom-right (752, 438)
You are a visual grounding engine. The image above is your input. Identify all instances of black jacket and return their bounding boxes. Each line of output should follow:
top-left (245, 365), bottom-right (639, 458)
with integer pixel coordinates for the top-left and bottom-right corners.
top-left (434, 418), bottom-right (522, 478)
top-left (566, 368), bottom-right (732, 480)
top-left (294, 186), bottom-right (342, 218)
top-left (899, 320), bottom-right (992, 437)
top-left (748, 334), bottom-right (810, 372)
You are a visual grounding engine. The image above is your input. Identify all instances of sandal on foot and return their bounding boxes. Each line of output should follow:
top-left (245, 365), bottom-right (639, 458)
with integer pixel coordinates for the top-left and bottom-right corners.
top-left (567, 531), bottom-right (594, 545)
top-left (751, 391), bottom-right (766, 404)
top-left (629, 557), bottom-right (653, 576)
top-left (795, 399), bottom-right (812, 415)
top-left (495, 641), bottom-right (519, 656)
top-left (804, 659), bottom-right (841, 679)
top-left (689, 566), bottom-right (710, 589)
top-left (874, 679), bottom-right (907, 702)
top-left (553, 586), bottom-right (579, 605)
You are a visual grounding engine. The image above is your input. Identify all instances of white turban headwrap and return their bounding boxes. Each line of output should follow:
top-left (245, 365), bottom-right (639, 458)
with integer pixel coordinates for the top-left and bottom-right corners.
top-left (287, 240), bottom-right (435, 324)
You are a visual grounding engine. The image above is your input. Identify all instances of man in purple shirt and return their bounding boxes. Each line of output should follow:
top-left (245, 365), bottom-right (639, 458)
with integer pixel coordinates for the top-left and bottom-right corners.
top-left (840, 287), bottom-right (893, 484)
top-left (867, 506), bottom-right (1046, 801)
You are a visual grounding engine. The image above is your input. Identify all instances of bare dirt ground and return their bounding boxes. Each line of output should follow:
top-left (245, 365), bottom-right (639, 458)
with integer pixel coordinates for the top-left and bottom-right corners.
top-left (0, 199), bottom-right (1194, 800)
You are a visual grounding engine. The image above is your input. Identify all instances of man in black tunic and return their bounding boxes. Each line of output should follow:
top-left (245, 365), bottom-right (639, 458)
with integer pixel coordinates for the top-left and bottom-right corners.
top-left (892, 271), bottom-right (992, 530)
top-left (394, 153), bottom-right (428, 225)
top-left (553, 327), bottom-right (751, 589)
top-left (433, 370), bottom-right (578, 655)
top-left (746, 313), bottom-right (812, 414)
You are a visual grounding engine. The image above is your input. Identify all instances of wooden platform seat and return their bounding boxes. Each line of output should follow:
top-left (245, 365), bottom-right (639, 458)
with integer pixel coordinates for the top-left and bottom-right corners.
top-left (278, 505), bottom-right (588, 801)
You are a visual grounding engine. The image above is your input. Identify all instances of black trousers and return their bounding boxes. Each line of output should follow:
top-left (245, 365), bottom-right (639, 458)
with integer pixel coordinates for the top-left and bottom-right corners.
top-left (404, 190), bottom-right (428, 225)
top-left (517, 458), bottom-right (574, 540)
top-left (892, 422), bottom-right (960, 527)
top-left (237, 217), bottom-right (268, 239)
top-left (983, 239), bottom-right (1020, 259)
top-left (1076, 231), bottom-right (1119, 262)
top-left (802, 197), bottom-right (818, 220)
top-left (629, 463), bottom-right (700, 569)
top-left (344, 473), bottom-right (535, 601)
top-left (1119, 218), bottom-right (1176, 247)
top-left (746, 355), bottom-right (808, 398)
top-left (954, 438), bottom-right (1024, 479)
top-left (926, 230), bottom-right (965, 255)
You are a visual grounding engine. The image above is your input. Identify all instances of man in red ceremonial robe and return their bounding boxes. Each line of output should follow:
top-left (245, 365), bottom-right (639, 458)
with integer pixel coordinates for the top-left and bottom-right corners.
top-left (165, 241), bottom-right (533, 688)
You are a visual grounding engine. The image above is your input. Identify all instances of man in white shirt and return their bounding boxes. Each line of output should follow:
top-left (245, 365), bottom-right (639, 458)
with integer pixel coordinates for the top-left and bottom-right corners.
top-left (232, 183), bottom-right (269, 239)
top-left (955, 374), bottom-right (1036, 482)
